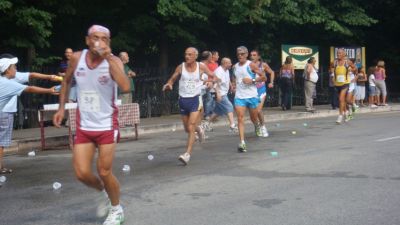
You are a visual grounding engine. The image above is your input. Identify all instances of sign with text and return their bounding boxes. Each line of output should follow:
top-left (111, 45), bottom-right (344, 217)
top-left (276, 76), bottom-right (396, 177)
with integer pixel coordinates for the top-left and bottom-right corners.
top-left (330, 46), bottom-right (366, 69)
top-left (282, 45), bottom-right (319, 70)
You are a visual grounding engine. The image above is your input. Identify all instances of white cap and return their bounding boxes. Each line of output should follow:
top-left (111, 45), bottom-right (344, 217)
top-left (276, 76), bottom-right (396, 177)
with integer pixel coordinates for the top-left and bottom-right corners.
top-left (0, 55), bottom-right (18, 73)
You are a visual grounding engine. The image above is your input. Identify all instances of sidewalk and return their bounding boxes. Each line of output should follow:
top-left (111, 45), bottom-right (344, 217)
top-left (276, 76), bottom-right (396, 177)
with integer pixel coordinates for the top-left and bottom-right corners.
top-left (5, 103), bottom-right (400, 155)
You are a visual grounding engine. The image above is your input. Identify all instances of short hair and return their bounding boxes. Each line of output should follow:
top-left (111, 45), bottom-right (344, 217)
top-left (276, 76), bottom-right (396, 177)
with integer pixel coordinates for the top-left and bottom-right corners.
top-left (221, 57), bottom-right (231, 64)
top-left (211, 51), bottom-right (219, 55)
top-left (285, 56), bottom-right (292, 64)
top-left (186, 47), bottom-right (198, 56)
top-left (377, 60), bottom-right (385, 67)
top-left (201, 51), bottom-right (212, 61)
top-left (236, 46), bottom-right (248, 53)
top-left (307, 57), bottom-right (315, 64)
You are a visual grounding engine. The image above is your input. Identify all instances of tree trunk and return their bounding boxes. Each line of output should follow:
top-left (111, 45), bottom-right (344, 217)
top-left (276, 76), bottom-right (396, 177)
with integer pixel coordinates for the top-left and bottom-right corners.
top-left (26, 46), bottom-right (36, 70)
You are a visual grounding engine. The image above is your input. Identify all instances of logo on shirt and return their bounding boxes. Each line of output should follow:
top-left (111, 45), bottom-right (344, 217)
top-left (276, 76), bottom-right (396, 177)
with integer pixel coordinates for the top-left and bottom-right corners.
top-left (76, 71), bottom-right (86, 77)
top-left (98, 75), bottom-right (110, 85)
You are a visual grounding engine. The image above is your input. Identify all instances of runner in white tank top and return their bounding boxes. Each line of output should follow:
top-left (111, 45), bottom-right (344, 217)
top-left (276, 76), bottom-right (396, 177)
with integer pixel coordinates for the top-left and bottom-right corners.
top-left (75, 49), bottom-right (118, 131)
top-left (233, 46), bottom-right (266, 153)
top-left (53, 25), bottom-right (130, 225)
top-left (162, 47), bottom-right (215, 166)
top-left (178, 62), bottom-right (202, 97)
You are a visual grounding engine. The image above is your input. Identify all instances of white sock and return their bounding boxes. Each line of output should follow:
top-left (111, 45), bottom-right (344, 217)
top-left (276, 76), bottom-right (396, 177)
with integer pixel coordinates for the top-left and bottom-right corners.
top-left (241, 140), bottom-right (245, 144)
top-left (111, 204), bottom-right (122, 211)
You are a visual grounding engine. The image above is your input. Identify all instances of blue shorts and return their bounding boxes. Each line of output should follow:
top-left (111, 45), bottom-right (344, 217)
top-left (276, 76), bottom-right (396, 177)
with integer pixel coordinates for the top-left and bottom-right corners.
top-left (369, 86), bottom-right (377, 96)
top-left (0, 112), bottom-right (14, 147)
top-left (234, 97), bottom-right (260, 109)
top-left (257, 85), bottom-right (267, 99)
top-left (179, 95), bottom-right (203, 115)
top-left (214, 95), bottom-right (234, 116)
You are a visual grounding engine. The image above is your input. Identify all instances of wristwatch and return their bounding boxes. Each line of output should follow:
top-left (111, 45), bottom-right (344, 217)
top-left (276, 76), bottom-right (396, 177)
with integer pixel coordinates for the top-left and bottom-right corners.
top-left (252, 78), bottom-right (256, 84)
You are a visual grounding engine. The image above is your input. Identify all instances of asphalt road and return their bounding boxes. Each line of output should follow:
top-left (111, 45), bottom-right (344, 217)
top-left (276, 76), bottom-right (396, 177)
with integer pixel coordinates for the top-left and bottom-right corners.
top-left (1, 111), bottom-right (400, 225)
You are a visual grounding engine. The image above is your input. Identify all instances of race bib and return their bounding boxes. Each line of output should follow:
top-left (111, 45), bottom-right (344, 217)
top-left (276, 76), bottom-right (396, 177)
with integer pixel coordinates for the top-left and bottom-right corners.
top-left (79, 91), bottom-right (100, 112)
top-left (336, 75), bottom-right (345, 83)
top-left (184, 80), bottom-right (196, 94)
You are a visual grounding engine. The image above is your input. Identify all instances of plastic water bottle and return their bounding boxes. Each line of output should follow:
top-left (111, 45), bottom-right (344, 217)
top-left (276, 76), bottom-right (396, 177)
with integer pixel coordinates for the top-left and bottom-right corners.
top-left (122, 165), bottom-right (131, 172)
top-left (147, 155), bottom-right (154, 161)
top-left (28, 151), bottom-right (36, 157)
top-left (292, 131), bottom-right (297, 135)
top-left (303, 123), bottom-right (308, 127)
top-left (0, 176), bottom-right (6, 183)
top-left (53, 182), bottom-right (62, 190)
top-left (172, 124), bottom-right (177, 132)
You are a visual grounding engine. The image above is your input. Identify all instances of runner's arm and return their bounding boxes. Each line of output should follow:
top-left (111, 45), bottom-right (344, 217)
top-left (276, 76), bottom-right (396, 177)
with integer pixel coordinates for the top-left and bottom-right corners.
top-left (108, 55), bottom-right (130, 93)
top-left (264, 62), bottom-right (274, 87)
top-left (163, 65), bottom-right (182, 91)
top-left (250, 62), bottom-right (266, 82)
top-left (199, 63), bottom-right (215, 81)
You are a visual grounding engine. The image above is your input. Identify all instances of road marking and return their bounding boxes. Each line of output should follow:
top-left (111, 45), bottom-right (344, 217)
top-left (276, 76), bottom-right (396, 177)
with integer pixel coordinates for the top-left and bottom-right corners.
top-left (375, 136), bottom-right (400, 142)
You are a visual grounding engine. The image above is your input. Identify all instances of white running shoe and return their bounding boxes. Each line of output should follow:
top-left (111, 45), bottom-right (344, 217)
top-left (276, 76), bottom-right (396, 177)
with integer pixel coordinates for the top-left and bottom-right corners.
top-left (178, 152), bottom-right (191, 165)
top-left (96, 191), bottom-right (111, 218)
top-left (197, 126), bottom-right (205, 143)
top-left (336, 115), bottom-right (343, 124)
top-left (229, 124), bottom-right (238, 133)
top-left (103, 206), bottom-right (124, 225)
top-left (261, 125), bottom-right (269, 137)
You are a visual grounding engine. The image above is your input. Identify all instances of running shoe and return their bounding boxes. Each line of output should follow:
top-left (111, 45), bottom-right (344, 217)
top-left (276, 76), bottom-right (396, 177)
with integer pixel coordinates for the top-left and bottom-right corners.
top-left (261, 125), bottom-right (269, 137)
top-left (336, 115), bottom-right (343, 124)
top-left (229, 124), bottom-right (238, 133)
top-left (344, 112), bottom-right (351, 122)
top-left (103, 206), bottom-right (124, 225)
top-left (255, 125), bottom-right (262, 137)
top-left (178, 152), bottom-right (191, 165)
top-left (197, 126), bottom-right (206, 143)
top-left (204, 121), bottom-right (213, 132)
top-left (238, 142), bottom-right (247, 153)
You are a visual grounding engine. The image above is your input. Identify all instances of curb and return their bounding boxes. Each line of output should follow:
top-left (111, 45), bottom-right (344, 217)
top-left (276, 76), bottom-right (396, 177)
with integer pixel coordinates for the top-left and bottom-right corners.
top-left (5, 105), bottom-right (399, 155)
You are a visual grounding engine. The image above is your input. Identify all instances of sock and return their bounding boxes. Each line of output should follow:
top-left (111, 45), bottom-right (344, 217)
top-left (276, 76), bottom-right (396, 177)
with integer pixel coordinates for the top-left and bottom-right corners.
top-left (241, 140), bottom-right (245, 144)
top-left (111, 204), bottom-right (121, 211)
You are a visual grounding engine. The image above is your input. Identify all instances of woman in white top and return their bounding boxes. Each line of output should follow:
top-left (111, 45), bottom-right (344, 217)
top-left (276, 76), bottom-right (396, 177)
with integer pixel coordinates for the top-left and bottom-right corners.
top-left (304, 57), bottom-right (318, 112)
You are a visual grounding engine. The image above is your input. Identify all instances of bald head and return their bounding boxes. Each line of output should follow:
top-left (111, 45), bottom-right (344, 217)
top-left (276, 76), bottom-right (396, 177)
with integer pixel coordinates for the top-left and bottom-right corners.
top-left (221, 57), bottom-right (232, 70)
top-left (119, 51), bottom-right (129, 64)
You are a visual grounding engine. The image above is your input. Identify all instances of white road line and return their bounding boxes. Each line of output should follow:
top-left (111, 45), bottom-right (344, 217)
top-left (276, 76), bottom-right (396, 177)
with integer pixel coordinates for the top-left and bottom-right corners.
top-left (375, 136), bottom-right (400, 142)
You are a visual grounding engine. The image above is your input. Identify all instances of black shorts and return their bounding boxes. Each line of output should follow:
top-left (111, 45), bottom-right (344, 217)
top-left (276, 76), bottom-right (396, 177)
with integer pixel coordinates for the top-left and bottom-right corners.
top-left (335, 84), bottom-right (349, 93)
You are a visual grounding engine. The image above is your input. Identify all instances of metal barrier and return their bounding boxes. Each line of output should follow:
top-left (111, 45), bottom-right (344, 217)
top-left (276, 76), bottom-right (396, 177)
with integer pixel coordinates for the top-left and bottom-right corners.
top-left (14, 66), bottom-right (399, 129)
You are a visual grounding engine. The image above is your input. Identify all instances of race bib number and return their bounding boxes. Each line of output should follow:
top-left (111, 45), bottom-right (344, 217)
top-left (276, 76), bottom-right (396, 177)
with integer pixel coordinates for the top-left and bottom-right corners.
top-left (79, 91), bottom-right (100, 112)
top-left (336, 75), bottom-right (345, 83)
top-left (184, 80), bottom-right (196, 94)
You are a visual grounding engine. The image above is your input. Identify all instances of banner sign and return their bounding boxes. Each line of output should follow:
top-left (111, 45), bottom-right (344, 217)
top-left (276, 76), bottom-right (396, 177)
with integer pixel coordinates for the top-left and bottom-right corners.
top-left (282, 45), bottom-right (319, 70)
top-left (330, 46), bottom-right (366, 69)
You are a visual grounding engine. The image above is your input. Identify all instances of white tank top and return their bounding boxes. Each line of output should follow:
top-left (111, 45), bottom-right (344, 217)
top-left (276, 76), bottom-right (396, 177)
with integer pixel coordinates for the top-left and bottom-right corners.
top-left (74, 49), bottom-right (118, 131)
top-left (234, 60), bottom-right (258, 99)
top-left (178, 62), bottom-right (202, 97)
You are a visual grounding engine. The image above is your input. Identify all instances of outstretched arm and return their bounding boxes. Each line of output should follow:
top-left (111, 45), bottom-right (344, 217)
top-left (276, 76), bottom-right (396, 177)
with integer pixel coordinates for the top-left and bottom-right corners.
top-left (163, 64), bottom-right (182, 91)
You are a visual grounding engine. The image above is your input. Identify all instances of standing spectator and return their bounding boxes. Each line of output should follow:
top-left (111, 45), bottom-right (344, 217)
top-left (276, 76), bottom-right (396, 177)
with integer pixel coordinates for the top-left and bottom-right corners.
top-left (328, 62), bottom-right (339, 110)
top-left (118, 52), bottom-right (136, 104)
top-left (355, 67), bottom-right (367, 106)
top-left (368, 67), bottom-right (378, 108)
top-left (374, 60), bottom-right (388, 106)
top-left (1, 54), bottom-right (57, 174)
top-left (279, 56), bottom-right (295, 111)
top-left (303, 57), bottom-right (318, 112)
top-left (59, 48), bottom-right (76, 102)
